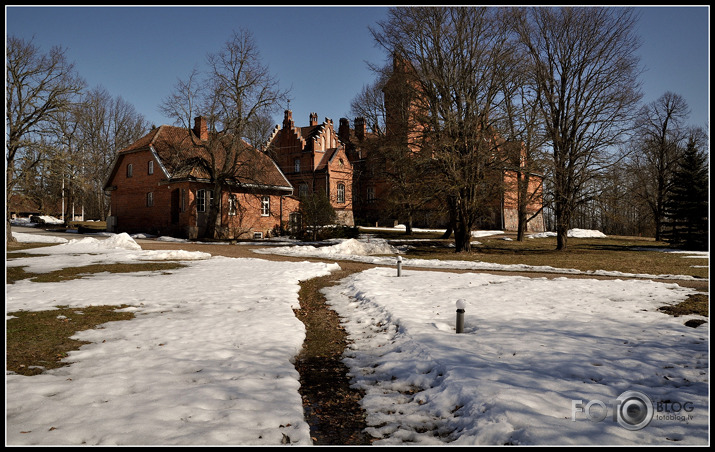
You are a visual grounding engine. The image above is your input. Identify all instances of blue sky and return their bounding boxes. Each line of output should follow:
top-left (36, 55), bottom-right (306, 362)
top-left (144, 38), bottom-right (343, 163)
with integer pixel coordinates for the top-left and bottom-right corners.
top-left (6, 5), bottom-right (710, 135)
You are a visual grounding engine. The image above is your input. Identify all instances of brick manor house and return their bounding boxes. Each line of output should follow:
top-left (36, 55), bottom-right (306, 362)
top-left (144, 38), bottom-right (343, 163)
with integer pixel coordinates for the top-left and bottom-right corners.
top-left (104, 56), bottom-right (544, 239)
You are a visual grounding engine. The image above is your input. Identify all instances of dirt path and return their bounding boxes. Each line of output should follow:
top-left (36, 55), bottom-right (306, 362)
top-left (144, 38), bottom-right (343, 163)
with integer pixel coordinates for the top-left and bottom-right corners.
top-left (293, 261), bottom-right (377, 445)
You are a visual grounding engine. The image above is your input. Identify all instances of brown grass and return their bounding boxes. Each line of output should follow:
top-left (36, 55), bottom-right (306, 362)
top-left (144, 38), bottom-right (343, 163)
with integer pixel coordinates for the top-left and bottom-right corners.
top-left (6, 305), bottom-right (135, 376)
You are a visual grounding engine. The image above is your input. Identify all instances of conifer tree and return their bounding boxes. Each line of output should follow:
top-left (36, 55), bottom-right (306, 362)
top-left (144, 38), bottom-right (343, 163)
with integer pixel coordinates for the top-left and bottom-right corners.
top-left (663, 137), bottom-right (709, 250)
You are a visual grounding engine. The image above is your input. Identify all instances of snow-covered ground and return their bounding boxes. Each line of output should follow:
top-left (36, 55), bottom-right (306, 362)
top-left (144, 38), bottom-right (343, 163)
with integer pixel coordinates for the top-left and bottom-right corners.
top-left (5, 230), bottom-right (709, 445)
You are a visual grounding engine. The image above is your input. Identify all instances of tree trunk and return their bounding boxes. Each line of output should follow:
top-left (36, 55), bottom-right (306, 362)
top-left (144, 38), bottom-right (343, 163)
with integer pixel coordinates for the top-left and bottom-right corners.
top-left (516, 171), bottom-right (527, 242)
top-left (405, 210), bottom-right (413, 235)
top-left (7, 216), bottom-right (17, 243)
top-left (556, 201), bottom-right (570, 251)
top-left (453, 203), bottom-right (471, 253)
top-left (203, 183), bottom-right (223, 239)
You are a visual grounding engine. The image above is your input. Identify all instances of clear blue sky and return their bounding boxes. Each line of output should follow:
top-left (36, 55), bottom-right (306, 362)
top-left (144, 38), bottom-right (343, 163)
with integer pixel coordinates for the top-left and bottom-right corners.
top-left (6, 5), bottom-right (710, 135)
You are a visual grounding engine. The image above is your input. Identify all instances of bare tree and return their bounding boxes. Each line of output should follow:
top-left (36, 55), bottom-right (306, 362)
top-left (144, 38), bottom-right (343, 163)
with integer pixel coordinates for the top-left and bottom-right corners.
top-left (350, 76), bottom-right (389, 137)
top-left (628, 92), bottom-right (691, 241)
top-left (6, 35), bottom-right (85, 241)
top-left (160, 30), bottom-right (289, 239)
top-left (74, 86), bottom-right (149, 219)
top-left (350, 72), bottom-right (442, 234)
top-left (497, 46), bottom-right (549, 241)
top-left (371, 7), bottom-right (517, 252)
top-left (513, 7), bottom-right (643, 250)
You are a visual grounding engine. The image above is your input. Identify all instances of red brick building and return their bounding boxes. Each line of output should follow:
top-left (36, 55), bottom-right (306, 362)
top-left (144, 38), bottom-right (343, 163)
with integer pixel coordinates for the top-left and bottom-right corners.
top-left (103, 117), bottom-right (298, 239)
top-left (263, 111), bottom-right (354, 226)
top-left (339, 54), bottom-right (545, 232)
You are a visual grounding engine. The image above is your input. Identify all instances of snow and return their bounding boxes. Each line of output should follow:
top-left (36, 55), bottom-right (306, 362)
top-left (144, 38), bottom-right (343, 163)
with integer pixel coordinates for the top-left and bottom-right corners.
top-left (6, 231), bottom-right (709, 445)
top-left (528, 228), bottom-right (608, 239)
top-left (254, 236), bottom-right (703, 281)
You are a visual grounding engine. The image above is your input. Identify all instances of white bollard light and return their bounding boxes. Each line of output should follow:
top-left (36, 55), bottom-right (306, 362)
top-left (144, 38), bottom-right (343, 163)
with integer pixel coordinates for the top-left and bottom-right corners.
top-left (396, 255), bottom-right (403, 277)
top-left (456, 299), bottom-right (466, 333)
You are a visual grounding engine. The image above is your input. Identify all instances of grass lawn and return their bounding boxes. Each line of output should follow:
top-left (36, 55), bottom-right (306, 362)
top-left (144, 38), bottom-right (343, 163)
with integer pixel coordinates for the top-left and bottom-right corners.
top-left (370, 229), bottom-right (708, 280)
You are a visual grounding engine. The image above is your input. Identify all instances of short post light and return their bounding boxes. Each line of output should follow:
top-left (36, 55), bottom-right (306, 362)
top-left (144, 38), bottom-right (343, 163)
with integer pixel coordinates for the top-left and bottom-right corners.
top-left (396, 255), bottom-right (403, 277)
top-left (455, 299), bottom-right (466, 333)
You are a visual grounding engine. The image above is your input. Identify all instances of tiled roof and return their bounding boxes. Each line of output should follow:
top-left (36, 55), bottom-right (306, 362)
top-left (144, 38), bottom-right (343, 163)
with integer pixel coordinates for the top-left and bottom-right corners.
top-left (315, 147), bottom-right (339, 171)
top-left (118, 125), bottom-right (292, 190)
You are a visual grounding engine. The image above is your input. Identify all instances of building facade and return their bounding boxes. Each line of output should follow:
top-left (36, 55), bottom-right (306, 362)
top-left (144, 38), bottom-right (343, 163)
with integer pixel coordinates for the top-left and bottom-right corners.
top-left (103, 117), bottom-right (298, 240)
top-left (264, 111), bottom-right (355, 226)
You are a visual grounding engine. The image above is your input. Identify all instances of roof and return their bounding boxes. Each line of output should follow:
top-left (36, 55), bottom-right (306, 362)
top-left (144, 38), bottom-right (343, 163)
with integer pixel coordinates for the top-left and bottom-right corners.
top-left (105, 125), bottom-right (293, 191)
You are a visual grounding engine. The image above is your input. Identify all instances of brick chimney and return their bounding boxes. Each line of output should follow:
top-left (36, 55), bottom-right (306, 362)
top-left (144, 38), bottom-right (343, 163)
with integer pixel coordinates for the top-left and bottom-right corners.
top-left (309, 112), bottom-right (318, 126)
top-left (338, 118), bottom-right (350, 143)
top-left (354, 117), bottom-right (366, 141)
top-left (193, 116), bottom-right (208, 140)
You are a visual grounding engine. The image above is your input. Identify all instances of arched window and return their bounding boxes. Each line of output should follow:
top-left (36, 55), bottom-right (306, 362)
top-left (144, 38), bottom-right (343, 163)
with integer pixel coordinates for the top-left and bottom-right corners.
top-left (126, 163), bottom-right (133, 178)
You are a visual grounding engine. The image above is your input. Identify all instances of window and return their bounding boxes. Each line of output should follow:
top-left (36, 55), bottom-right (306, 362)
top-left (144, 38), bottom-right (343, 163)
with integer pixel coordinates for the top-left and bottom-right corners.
top-left (228, 194), bottom-right (238, 216)
top-left (337, 183), bottom-right (345, 204)
top-left (289, 212), bottom-right (302, 233)
top-left (197, 189), bottom-right (213, 213)
top-left (197, 189), bottom-right (206, 212)
top-left (181, 189), bottom-right (186, 212)
top-left (148, 160), bottom-right (154, 175)
top-left (126, 163), bottom-right (133, 178)
top-left (294, 158), bottom-right (301, 173)
top-left (299, 183), bottom-right (309, 199)
top-left (261, 196), bottom-right (270, 216)
top-left (146, 192), bottom-right (154, 207)
top-left (253, 231), bottom-right (264, 240)
top-left (367, 186), bottom-right (376, 203)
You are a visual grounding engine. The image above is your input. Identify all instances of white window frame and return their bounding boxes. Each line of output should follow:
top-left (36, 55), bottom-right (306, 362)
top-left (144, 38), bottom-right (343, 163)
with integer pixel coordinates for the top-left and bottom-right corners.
top-left (261, 196), bottom-right (270, 216)
top-left (197, 189), bottom-right (214, 213)
top-left (126, 163), bottom-right (133, 178)
top-left (337, 183), bottom-right (345, 204)
top-left (228, 194), bottom-right (238, 216)
top-left (197, 189), bottom-right (206, 212)
top-left (146, 192), bottom-right (153, 207)
top-left (148, 160), bottom-right (154, 175)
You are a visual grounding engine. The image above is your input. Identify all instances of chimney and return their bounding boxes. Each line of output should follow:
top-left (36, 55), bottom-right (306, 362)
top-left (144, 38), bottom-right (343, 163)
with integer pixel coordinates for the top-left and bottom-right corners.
top-left (338, 118), bottom-right (350, 143)
top-left (354, 117), bottom-right (366, 140)
top-left (193, 116), bottom-right (208, 141)
top-left (309, 112), bottom-right (318, 126)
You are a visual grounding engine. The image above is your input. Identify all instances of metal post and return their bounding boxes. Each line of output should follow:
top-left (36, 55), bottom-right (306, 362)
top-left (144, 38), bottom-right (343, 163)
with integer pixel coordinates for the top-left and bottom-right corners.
top-left (397, 255), bottom-right (403, 277)
top-left (456, 299), bottom-right (466, 333)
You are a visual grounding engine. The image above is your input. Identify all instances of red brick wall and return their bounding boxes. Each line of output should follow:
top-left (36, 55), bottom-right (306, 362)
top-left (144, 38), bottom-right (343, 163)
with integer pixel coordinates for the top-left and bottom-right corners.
top-left (108, 150), bottom-right (174, 235)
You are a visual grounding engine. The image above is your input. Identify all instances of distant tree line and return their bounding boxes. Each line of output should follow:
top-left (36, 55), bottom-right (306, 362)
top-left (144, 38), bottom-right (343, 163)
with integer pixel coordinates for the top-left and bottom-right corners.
top-left (350, 6), bottom-right (708, 251)
top-left (6, 35), bottom-right (150, 242)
